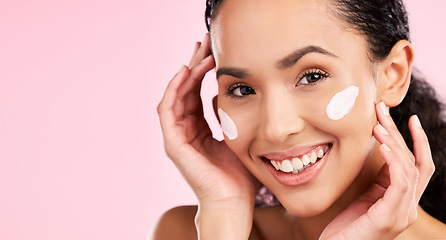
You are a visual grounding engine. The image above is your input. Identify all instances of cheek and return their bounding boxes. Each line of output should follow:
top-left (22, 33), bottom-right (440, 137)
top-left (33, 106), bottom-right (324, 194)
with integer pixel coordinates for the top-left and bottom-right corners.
top-left (218, 108), bottom-right (238, 140)
top-left (308, 83), bottom-right (376, 141)
top-left (218, 107), bottom-right (258, 163)
top-left (326, 86), bottom-right (359, 120)
top-left (322, 84), bottom-right (377, 156)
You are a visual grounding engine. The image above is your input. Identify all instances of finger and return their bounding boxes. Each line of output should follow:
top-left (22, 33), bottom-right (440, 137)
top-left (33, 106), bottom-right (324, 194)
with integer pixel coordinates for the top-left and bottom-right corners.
top-left (373, 119), bottom-right (414, 177)
top-left (373, 123), bottom-right (390, 143)
top-left (376, 102), bottom-right (411, 152)
top-left (189, 41), bottom-right (202, 66)
top-left (177, 55), bottom-right (215, 101)
top-left (409, 115), bottom-right (435, 202)
top-left (158, 66), bottom-right (191, 139)
top-left (374, 107), bottom-right (422, 231)
top-left (189, 33), bottom-right (212, 69)
top-left (373, 122), bottom-right (412, 165)
top-left (376, 135), bottom-right (419, 230)
top-left (174, 55), bottom-right (215, 116)
top-left (374, 122), bottom-right (419, 225)
top-left (395, 163), bottom-right (418, 228)
top-left (158, 65), bottom-right (189, 115)
top-left (368, 144), bottom-right (409, 231)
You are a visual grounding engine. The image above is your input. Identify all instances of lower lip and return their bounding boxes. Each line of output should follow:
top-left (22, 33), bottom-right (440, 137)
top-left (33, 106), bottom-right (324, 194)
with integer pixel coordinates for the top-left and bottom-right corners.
top-left (264, 146), bottom-right (331, 187)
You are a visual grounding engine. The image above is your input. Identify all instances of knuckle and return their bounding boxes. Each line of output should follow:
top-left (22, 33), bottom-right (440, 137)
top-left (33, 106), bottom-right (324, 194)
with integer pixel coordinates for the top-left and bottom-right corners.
top-left (375, 219), bottom-right (394, 232)
top-left (408, 165), bottom-right (420, 179)
top-left (427, 161), bottom-right (436, 175)
top-left (157, 101), bottom-right (165, 114)
top-left (392, 222), bottom-right (407, 234)
top-left (419, 159), bottom-right (436, 177)
top-left (398, 177), bottom-right (410, 193)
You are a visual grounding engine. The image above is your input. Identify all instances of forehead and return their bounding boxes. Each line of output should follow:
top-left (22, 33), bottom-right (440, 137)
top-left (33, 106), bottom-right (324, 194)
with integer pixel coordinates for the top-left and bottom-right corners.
top-left (211, 0), bottom-right (366, 68)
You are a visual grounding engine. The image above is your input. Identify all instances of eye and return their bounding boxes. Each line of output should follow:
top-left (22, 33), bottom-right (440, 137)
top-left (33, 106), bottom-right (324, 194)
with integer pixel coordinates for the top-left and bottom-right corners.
top-left (297, 69), bottom-right (330, 86)
top-left (226, 83), bottom-right (256, 99)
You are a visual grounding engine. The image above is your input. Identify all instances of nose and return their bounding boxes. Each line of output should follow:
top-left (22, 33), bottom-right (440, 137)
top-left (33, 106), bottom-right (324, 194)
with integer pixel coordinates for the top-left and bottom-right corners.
top-left (259, 91), bottom-right (305, 144)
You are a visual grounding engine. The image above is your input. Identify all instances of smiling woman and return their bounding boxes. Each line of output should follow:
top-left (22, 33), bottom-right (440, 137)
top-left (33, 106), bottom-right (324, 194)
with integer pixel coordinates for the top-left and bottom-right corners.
top-left (153, 0), bottom-right (446, 239)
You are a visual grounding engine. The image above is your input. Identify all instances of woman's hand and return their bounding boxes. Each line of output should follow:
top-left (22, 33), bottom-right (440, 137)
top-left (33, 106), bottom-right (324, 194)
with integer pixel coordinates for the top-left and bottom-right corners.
top-left (319, 102), bottom-right (435, 240)
top-left (157, 34), bottom-right (258, 239)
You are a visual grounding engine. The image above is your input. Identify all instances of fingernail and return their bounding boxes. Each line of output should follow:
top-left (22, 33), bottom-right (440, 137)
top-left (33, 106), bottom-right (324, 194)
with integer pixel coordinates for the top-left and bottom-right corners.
top-left (414, 115), bottom-right (422, 128)
top-left (381, 143), bottom-right (391, 152)
top-left (376, 124), bottom-right (389, 135)
top-left (200, 55), bottom-right (213, 64)
top-left (379, 102), bottom-right (390, 116)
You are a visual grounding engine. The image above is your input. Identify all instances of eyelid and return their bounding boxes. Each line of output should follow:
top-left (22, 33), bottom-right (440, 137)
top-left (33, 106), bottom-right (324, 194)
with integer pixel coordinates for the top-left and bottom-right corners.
top-left (224, 82), bottom-right (256, 100)
top-left (296, 68), bottom-right (330, 86)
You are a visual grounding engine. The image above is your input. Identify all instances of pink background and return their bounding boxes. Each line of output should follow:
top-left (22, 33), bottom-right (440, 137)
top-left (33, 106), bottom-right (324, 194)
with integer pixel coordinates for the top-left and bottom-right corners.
top-left (0, 0), bottom-right (444, 239)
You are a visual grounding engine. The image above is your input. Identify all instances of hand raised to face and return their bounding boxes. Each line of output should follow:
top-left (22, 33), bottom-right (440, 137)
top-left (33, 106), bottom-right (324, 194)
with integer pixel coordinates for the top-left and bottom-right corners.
top-left (319, 102), bottom-right (435, 240)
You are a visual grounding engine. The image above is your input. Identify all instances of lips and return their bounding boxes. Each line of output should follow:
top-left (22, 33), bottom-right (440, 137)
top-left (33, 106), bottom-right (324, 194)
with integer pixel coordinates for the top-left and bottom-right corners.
top-left (269, 145), bottom-right (330, 173)
top-left (261, 143), bottom-right (332, 186)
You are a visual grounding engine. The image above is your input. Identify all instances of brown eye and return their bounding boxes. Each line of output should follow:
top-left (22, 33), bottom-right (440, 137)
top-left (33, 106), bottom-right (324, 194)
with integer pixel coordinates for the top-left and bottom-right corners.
top-left (297, 69), bottom-right (330, 85)
top-left (226, 83), bottom-right (256, 99)
top-left (233, 86), bottom-right (255, 96)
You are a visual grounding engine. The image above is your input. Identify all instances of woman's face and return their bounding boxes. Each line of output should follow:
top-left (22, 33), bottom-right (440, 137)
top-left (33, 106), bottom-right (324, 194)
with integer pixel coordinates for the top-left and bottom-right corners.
top-left (212, 0), bottom-right (382, 216)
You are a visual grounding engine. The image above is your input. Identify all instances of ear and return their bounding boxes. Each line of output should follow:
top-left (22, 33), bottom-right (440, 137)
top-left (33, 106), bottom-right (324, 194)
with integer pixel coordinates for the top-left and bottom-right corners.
top-left (377, 40), bottom-right (414, 107)
top-left (212, 95), bottom-right (221, 123)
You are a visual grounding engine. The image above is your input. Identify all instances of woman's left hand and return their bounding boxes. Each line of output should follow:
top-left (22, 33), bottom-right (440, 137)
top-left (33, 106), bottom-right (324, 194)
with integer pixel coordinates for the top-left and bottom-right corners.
top-left (319, 102), bottom-right (435, 240)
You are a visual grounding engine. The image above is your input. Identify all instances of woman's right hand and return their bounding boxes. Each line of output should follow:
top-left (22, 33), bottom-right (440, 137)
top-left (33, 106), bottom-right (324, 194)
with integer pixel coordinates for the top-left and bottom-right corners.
top-left (319, 103), bottom-right (435, 240)
top-left (157, 34), bottom-right (258, 213)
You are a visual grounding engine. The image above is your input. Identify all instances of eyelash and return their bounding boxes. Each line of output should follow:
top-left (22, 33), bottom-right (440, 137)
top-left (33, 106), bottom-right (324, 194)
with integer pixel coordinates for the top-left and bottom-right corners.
top-left (224, 69), bottom-right (330, 100)
top-left (296, 69), bottom-right (330, 86)
top-left (225, 82), bottom-right (256, 100)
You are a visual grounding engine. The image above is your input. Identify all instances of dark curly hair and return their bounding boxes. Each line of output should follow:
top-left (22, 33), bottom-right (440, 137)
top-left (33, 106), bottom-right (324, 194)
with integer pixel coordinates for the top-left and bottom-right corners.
top-left (205, 0), bottom-right (446, 222)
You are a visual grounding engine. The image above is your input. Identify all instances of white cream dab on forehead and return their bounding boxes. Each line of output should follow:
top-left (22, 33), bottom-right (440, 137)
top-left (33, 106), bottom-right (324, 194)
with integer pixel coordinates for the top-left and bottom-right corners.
top-left (326, 86), bottom-right (359, 120)
top-left (218, 108), bottom-right (238, 140)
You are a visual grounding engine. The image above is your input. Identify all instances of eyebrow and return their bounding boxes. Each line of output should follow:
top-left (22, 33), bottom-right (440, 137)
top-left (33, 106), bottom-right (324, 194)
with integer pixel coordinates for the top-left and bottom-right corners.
top-left (276, 45), bottom-right (337, 70)
top-left (216, 67), bottom-right (249, 79)
top-left (216, 45), bottom-right (337, 80)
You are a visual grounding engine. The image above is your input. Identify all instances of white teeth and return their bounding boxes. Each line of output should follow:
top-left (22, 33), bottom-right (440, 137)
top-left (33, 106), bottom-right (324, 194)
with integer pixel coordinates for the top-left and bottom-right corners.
top-left (318, 149), bottom-right (324, 158)
top-left (292, 157), bottom-right (303, 170)
top-left (280, 160), bottom-right (293, 172)
top-left (271, 161), bottom-right (280, 170)
top-left (301, 154), bottom-right (311, 166)
top-left (269, 145), bottom-right (331, 173)
top-left (310, 151), bottom-right (317, 163)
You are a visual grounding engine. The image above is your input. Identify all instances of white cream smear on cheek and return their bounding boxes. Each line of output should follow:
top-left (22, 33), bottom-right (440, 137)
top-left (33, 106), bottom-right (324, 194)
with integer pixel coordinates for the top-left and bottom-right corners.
top-left (218, 108), bottom-right (238, 140)
top-left (326, 86), bottom-right (360, 120)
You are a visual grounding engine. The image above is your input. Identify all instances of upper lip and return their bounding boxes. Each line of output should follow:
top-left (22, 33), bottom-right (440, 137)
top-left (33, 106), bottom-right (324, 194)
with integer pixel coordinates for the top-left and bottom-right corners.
top-left (260, 143), bottom-right (331, 161)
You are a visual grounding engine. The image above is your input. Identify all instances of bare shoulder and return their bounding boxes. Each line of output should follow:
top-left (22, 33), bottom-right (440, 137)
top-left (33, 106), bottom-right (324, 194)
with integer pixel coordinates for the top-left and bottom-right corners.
top-left (151, 205), bottom-right (198, 240)
top-left (424, 214), bottom-right (446, 239)
top-left (150, 205), bottom-right (288, 240)
top-left (418, 207), bottom-right (446, 239)
top-left (398, 207), bottom-right (446, 240)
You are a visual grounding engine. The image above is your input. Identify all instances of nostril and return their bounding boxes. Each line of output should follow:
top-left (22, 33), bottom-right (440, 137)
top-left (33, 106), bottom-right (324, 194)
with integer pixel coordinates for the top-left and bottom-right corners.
top-left (259, 97), bottom-right (306, 143)
top-left (260, 122), bottom-right (305, 144)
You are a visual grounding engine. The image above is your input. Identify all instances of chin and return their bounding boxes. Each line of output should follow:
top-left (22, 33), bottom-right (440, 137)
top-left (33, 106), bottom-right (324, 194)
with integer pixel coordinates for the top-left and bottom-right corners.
top-left (277, 191), bottom-right (338, 217)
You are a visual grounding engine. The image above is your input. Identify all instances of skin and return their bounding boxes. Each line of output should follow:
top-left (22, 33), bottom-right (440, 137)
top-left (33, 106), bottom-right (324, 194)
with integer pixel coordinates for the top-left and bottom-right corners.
top-left (154, 0), bottom-right (446, 239)
top-left (213, 0), bottom-right (378, 218)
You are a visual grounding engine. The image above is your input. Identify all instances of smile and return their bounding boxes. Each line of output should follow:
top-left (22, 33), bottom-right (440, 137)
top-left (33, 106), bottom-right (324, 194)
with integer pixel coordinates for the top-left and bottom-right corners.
top-left (269, 145), bottom-right (330, 173)
top-left (261, 143), bottom-right (332, 186)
